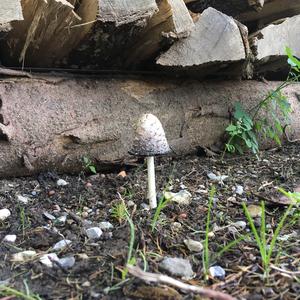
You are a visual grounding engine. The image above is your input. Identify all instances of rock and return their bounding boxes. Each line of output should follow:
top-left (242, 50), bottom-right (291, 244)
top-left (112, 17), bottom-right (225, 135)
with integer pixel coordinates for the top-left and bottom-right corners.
top-left (53, 239), bottom-right (72, 251)
top-left (56, 179), bottom-right (68, 186)
top-left (277, 231), bottom-right (298, 241)
top-left (233, 220), bottom-right (247, 230)
top-left (40, 253), bottom-right (59, 268)
top-left (159, 257), bottom-right (194, 279)
top-left (171, 222), bottom-right (182, 231)
top-left (127, 200), bottom-right (135, 207)
top-left (82, 281), bottom-right (91, 287)
top-left (85, 182), bottom-right (92, 188)
top-left (81, 211), bottom-right (89, 218)
top-left (16, 195), bottom-right (29, 204)
top-left (58, 256), bottom-right (75, 269)
top-left (184, 239), bottom-right (203, 252)
top-left (12, 250), bottom-right (37, 262)
top-left (99, 221), bottom-right (114, 230)
top-left (78, 253), bottom-right (89, 260)
top-left (235, 185), bottom-right (244, 195)
top-left (247, 204), bottom-right (262, 218)
top-left (117, 170), bottom-right (127, 178)
top-left (43, 212), bottom-right (56, 221)
top-left (141, 203), bottom-right (150, 211)
top-left (0, 208), bottom-right (11, 221)
top-left (207, 172), bottom-right (229, 183)
top-left (3, 234), bottom-right (17, 243)
top-left (208, 231), bottom-right (215, 238)
top-left (196, 188), bottom-right (208, 194)
top-left (209, 265), bottom-right (226, 280)
top-left (56, 215), bottom-right (67, 226)
top-left (48, 190), bottom-right (55, 196)
top-left (86, 227), bottom-right (103, 240)
top-left (164, 190), bottom-right (192, 205)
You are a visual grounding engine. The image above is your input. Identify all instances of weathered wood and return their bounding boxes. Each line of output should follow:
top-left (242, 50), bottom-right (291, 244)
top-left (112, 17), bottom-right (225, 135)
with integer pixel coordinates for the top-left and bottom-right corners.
top-left (186, 0), bottom-right (300, 30)
top-left (156, 8), bottom-right (246, 75)
top-left (251, 14), bottom-right (300, 75)
top-left (99, 0), bottom-right (158, 25)
top-left (0, 0), bottom-right (84, 66)
top-left (0, 0), bottom-right (158, 68)
top-left (238, 0), bottom-right (300, 28)
top-left (0, 0), bottom-right (23, 33)
top-left (66, 0), bottom-right (159, 69)
top-left (0, 76), bottom-right (299, 177)
top-left (125, 0), bottom-right (194, 66)
top-left (0, 0), bottom-right (23, 24)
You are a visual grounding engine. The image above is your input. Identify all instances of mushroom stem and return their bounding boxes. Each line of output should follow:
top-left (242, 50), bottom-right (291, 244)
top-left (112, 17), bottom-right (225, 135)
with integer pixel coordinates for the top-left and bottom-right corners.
top-left (147, 156), bottom-right (157, 209)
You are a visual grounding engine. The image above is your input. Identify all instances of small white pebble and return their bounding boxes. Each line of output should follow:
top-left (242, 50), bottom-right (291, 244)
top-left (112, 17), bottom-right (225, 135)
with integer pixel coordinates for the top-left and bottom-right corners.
top-left (16, 195), bottom-right (29, 204)
top-left (40, 253), bottom-right (59, 268)
top-left (53, 239), bottom-right (72, 251)
top-left (0, 208), bottom-right (11, 221)
top-left (86, 227), bottom-right (103, 240)
top-left (56, 179), bottom-right (68, 186)
top-left (3, 234), bottom-right (17, 243)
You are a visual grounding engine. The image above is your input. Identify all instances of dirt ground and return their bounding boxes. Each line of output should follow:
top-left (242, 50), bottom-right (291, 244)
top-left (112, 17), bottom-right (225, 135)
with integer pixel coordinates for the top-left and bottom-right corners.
top-left (0, 144), bottom-right (299, 300)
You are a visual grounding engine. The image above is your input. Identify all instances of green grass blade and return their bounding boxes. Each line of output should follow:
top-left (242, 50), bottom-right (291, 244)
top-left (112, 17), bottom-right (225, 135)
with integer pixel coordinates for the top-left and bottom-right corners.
top-left (242, 202), bottom-right (267, 267)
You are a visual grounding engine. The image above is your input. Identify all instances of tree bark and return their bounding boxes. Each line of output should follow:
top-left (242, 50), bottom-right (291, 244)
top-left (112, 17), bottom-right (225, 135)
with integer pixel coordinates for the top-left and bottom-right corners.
top-left (0, 75), bottom-right (299, 177)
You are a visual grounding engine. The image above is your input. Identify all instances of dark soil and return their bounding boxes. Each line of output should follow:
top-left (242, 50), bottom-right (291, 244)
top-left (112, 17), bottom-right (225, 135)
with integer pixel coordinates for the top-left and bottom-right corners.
top-left (0, 144), bottom-right (299, 300)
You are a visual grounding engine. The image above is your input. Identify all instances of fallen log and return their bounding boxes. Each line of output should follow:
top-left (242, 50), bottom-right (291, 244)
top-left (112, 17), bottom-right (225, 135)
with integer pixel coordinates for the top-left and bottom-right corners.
top-left (0, 76), bottom-right (299, 177)
top-left (156, 8), bottom-right (246, 78)
top-left (251, 14), bottom-right (300, 76)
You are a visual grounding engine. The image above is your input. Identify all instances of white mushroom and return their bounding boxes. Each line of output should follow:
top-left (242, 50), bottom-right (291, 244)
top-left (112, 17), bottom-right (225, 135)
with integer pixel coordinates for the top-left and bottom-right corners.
top-left (129, 114), bottom-right (170, 209)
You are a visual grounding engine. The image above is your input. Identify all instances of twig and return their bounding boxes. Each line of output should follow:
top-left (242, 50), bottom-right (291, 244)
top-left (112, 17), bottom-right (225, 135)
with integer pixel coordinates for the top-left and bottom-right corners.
top-left (270, 264), bottom-right (300, 276)
top-left (0, 67), bottom-right (32, 78)
top-left (127, 265), bottom-right (235, 300)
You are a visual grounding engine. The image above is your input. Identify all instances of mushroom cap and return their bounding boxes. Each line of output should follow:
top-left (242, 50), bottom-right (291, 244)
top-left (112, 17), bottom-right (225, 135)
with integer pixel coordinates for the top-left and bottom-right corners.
top-left (129, 113), bottom-right (170, 156)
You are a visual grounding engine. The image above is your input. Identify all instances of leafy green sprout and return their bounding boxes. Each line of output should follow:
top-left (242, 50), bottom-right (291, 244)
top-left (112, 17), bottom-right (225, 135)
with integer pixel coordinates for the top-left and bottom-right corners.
top-left (151, 193), bottom-right (172, 232)
top-left (111, 201), bottom-right (127, 224)
top-left (18, 205), bottom-right (31, 237)
top-left (82, 156), bottom-right (97, 174)
top-left (105, 193), bottom-right (137, 293)
top-left (242, 189), bottom-right (299, 279)
top-left (223, 47), bottom-right (300, 158)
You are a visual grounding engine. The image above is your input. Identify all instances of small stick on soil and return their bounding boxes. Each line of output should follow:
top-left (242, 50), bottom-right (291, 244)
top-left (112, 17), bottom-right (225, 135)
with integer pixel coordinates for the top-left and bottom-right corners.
top-left (127, 265), bottom-right (236, 300)
top-left (0, 67), bottom-right (33, 78)
top-left (270, 264), bottom-right (300, 276)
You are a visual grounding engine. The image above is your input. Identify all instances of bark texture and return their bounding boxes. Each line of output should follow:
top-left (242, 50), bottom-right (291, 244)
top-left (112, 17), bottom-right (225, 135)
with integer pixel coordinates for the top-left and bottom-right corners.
top-left (0, 76), bottom-right (299, 177)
